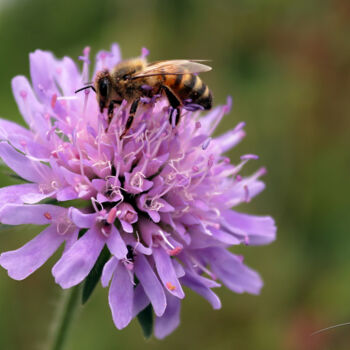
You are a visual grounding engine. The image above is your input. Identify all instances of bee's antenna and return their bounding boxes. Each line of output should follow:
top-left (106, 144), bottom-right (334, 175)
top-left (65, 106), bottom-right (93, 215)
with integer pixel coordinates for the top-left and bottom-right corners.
top-left (75, 85), bottom-right (96, 94)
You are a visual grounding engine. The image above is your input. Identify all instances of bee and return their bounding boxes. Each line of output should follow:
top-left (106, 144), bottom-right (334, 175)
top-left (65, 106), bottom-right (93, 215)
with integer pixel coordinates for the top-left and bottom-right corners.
top-left (76, 58), bottom-right (212, 137)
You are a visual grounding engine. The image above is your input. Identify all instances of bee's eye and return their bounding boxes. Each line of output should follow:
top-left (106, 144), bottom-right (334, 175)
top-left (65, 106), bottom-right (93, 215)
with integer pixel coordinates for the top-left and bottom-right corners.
top-left (99, 78), bottom-right (109, 98)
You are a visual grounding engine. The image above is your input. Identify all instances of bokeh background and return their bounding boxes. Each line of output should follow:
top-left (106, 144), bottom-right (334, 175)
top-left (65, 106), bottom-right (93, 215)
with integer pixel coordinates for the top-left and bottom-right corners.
top-left (0, 0), bottom-right (349, 349)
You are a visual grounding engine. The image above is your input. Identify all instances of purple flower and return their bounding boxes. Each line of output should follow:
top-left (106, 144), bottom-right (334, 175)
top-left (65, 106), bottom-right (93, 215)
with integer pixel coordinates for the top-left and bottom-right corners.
top-left (0, 44), bottom-right (276, 339)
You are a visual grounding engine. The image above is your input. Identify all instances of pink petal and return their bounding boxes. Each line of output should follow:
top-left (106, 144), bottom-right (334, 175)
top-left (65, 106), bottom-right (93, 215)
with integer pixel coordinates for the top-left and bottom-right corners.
top-left (0, 118), bottom-right (33, 141)
top-left (206, 247), bottom-right (263, 295)
top-left (132, 284), bottom-right (149, 318)
top-left (69, 208), bottom-right (96, 228)
top-left (120, 219), bottom-right (133, 233)
top-left (0, 118), bottom-right (50, 160)
top-left (199, 105), bottom-right (226, 134)
top-left (152, 246), bottom-right (184, 299)
top-left (0, 225), bottom-right (65, 280)
top-left (11, 76), bottom-right (47, 135)
top-left (154, 293), bottom-right (181, 339)
top-left (134, 254), bottom-right (166, 317)
top-left (221, 168), bottom-right (266, 207)
top-left (188, 226), bottom-right (240, 249)
top-left (0, 184), bottom-right (51, 205)
top-left (101, 257), bottom-right (118, 288)
top-left (52, 226), bottom-right (105, 288)
top-left (109, 262), bottom-right (133, 329)
top-left (221, 210), bottom-right (276, 245)
top-left (56, 187), bottom-right (78, 201)
top-left (137, 218), bottom-right (156, 247)
top-left (209, 227), bottom-right (241, 245)
top-left (0, 204), bottom-right (67, 225)
top-left (93, 43), bottom-right (121, 76)
top-left (0, 142), bottom-right (52, 183)
top-left (181, 272), bottom-right (221, 309)
top-left (214, 128), bottom-right (246, 153)
top-left (63, 228), bottom-right (79, 254)
top-left (54, 56), bottom-right (81, 96)
top-left (29, 50), bottom-right (58, 103)
top-left (106, 226), bottom-right (127, 260)
top-left (146, 209), bottom-right (160, 223)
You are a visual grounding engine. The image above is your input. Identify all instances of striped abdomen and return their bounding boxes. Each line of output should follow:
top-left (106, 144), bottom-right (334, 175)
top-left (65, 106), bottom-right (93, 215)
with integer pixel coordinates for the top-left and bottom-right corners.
top-left (164, 73), bottom-right (212, 110)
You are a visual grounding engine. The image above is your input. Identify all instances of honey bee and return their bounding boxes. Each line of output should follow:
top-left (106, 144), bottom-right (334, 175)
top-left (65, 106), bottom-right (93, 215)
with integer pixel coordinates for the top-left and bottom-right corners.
top-left (76, 58), bottom-right (212, 137)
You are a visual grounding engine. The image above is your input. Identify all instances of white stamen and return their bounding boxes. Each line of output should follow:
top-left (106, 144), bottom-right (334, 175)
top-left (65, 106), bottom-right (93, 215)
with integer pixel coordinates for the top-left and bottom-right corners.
top-left (191, 256), bottom-right (216, 280)
top-left (157, 229), bottom-right (175, 249)
top-left (57, 96), bottom-right (78, 101)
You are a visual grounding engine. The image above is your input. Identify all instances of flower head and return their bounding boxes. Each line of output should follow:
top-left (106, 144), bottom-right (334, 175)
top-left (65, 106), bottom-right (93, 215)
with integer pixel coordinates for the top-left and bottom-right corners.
top-left (0, 44), bottom-right (276, 338)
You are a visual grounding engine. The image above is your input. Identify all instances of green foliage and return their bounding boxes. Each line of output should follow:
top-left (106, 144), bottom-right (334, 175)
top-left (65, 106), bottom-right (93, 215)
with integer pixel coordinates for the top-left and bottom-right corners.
top-left (137, 304), bottom-right (154, 339)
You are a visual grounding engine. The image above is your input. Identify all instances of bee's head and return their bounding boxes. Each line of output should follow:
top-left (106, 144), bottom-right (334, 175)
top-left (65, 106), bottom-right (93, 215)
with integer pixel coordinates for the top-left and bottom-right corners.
top-left (95, 71), bottom-right (113, 113)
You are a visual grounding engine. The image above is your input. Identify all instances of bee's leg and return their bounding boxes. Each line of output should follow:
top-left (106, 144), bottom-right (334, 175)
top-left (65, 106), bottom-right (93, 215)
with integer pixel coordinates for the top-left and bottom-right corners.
top-left (107, 101), bottom-right (115, 122)
top-left (120, 98), bottom-right (140, 139)
top-left (162, 85), bottom-right (182, 126)
top-left (107, 100), bottom-right (123, 123)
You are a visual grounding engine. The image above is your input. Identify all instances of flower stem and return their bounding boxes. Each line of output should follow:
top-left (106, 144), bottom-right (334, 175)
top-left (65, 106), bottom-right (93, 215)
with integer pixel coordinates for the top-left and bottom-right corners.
top-left (50, 284), bottom-right (81, 350)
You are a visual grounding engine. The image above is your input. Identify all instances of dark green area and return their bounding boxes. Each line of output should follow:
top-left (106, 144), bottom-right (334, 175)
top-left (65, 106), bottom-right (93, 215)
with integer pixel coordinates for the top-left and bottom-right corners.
top-left (137, 304), bottom-right (154, 339)
top-left (0, 0), bottom-right (349, 349)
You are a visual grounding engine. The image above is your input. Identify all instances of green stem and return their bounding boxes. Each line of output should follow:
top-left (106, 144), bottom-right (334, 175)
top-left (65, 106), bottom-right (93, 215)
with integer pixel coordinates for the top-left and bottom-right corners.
top-left (50, 284), bottom-right (81, 350)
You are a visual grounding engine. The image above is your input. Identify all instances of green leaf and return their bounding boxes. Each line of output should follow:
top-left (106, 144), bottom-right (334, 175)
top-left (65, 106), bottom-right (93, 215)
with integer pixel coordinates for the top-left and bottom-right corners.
top-left (59, 199), bottom-right (91, 208)
top-left (137, 304), bottom-right (154, 339)
top-left (39, 198), bottom-right (59, 205)
top-left (81, 245), bottom-right (111, 304)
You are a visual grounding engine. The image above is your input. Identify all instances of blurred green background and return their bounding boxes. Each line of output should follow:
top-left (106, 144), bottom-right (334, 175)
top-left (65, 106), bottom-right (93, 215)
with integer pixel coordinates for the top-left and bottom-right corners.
top-left (0, 0), bottom-right (350, 349)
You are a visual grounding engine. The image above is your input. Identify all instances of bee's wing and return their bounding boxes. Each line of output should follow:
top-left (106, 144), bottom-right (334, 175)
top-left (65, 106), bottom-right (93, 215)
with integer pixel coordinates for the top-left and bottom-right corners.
top-left (131, 60), bottom-right (212, 79)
